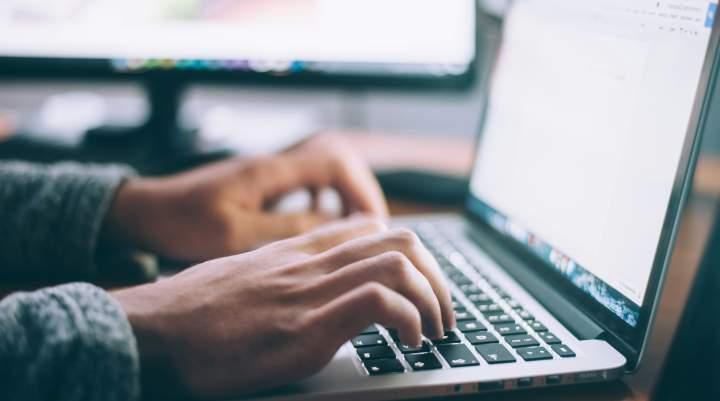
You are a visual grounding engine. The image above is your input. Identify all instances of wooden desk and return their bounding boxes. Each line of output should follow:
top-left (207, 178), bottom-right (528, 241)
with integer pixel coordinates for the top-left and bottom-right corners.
top-left (345, 132), bottom-right (720, 401)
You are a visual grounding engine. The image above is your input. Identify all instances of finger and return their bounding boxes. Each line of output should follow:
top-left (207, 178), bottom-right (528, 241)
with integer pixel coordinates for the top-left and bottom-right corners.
top-left (308, 187), bottom-right (321, 212)
top-left (325, 151), bottom-right (388, 218)
top-left (250, 212), bottom-right (335, 245)
top-left (310, 282), bottom-right (422, 348)
top-left (296, 214), bottom-right (388, 253)
top-left (308, 251), bottom-right (444, 339)
top-left (315, 228), bottom-right (455, 330)
top-left (266, 139), bottom-right (389, 218)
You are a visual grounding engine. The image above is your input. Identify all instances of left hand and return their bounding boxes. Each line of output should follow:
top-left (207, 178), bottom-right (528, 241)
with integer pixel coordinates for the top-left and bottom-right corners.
top-left (104, 134), bottom-right (388, 262)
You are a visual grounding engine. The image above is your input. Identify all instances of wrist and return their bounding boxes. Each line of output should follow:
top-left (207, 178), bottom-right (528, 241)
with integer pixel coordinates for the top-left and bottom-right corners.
top-left (112, 284), bottom-right (186, 398)
top-left (104, 177), bottom-right (164, 253)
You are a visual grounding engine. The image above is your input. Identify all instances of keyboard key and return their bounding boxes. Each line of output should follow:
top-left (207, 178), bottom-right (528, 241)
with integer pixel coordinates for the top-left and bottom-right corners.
top-left (364, 358), bottom-right (405, 375)
top-left (432, 331), bottom-right (462, 345)
top-left (357, 346), bottom-right (395, 361)
top-left (551, 344), bottom-right (576, 358)
top-left (458, 320), bottom-right (487, 332)
top-left (405, 353), bottom-right (443, 371)
top-left (449, 274), bottom-right (473, 286)
top-left (506, 299), bottom-right (522, 310)
top-left (486, 314), bottom-right (514, 324)
top-left (468, 293), bottom-right (493, 305)
top-left (361, 325), bottom-right (379, 334)
top-left (494, 323), bottom-right (526, 336)
top-left (517, 347), bottom-right (553, 361)
top-left (398, 341), bottom-right (431, 354)
top-left (466, 331), bottom-right (499, 345)
top-left (517, 310), bottom-right (535, 321)
top-left (493, 287), bottom-right (511, 299)
top-left (459, 284), bottom-right (483, 295)
top-left (451, 299), bottom-right (463, 309)
top-left (437, 344), bottom-right (480, 367)
top-left (476, 303), bottom-right (502, 314)
top-left (353, 334), bottom-right (387, 348)
top-left (455, 310), bottom-right (475, 321)
top-left (505, 334), bottom-right (539, 348)
top-left (539, 332), bottom-right (561, 345)
top-left (386, 329), bottom-right (401, 341)
top-left (441, 265), bottom-right (456, 275)
top-left (475, 343), bottom-right (516, 364)
top-left (529, 321), bottom-right (548, 332)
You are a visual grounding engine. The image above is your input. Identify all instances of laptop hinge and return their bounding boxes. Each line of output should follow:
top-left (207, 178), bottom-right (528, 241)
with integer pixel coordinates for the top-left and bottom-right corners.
top-left (464, 222), bottom-right (605, 341)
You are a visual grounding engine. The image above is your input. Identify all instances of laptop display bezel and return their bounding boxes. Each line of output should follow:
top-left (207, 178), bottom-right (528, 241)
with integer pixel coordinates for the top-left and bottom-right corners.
top-left (463, 5), bottom-right (720, 370)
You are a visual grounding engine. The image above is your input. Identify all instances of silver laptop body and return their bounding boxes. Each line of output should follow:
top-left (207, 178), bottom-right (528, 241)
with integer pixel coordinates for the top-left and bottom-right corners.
top-left (247, 1), bottom-right (720, 399)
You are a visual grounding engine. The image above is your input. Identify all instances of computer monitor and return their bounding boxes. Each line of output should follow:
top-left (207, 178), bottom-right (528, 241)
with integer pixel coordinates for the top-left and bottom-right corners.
top-left (0, 0), bottom-right (477, 164)
top-left (0, 0), bottom-right (477, 85)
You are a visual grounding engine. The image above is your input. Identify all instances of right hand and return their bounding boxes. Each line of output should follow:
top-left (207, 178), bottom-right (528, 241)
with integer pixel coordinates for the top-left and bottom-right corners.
top-left (112, 216), bottom-right (455, 399)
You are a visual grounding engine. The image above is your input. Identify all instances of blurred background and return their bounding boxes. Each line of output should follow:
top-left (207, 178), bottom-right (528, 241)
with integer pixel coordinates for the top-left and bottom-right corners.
top-left (0, 1), bottom-right (479, 162)
top-left (0, 0), bottom-right (718, 189)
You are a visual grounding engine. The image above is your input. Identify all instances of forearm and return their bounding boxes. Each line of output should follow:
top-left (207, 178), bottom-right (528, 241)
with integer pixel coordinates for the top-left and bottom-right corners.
top-left (0, 161), bottom-right (133, 280)
top-left (0, 283), bottom-right (140, 401)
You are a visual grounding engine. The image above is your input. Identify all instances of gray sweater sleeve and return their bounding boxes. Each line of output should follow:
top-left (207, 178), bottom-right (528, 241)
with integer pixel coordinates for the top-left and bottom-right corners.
top-left (0, 161), bottom-right (132, 280)
top-left (0, 162), bottom-right (141, 401)
top-left (0, 283), bottom-right (140, 401)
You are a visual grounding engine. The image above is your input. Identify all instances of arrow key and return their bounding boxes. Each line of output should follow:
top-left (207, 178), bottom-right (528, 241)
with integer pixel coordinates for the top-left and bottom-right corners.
top-left (551, 344), bottom-right (576, 358)
top-left (517, 346), bottom-right (553, 361)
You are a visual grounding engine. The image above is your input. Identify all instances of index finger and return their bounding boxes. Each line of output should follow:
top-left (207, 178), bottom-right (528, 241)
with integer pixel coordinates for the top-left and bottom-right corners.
top-left (315, 228), bottom-right (456, 331)
top-left (295, 214), bottom-right (388, 253)
top-left (282, 135), bottom-right (389, 218)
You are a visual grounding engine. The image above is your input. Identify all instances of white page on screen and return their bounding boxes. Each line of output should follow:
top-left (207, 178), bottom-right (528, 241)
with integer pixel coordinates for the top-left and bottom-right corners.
top-left (471, 0), bottom-right (715, 305)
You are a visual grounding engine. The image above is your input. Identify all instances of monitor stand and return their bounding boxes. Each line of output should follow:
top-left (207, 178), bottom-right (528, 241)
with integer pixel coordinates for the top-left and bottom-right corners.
top-left (0, 78), bottom-right (231, 175)
top-left (82, 78), bottom-right (232, 174)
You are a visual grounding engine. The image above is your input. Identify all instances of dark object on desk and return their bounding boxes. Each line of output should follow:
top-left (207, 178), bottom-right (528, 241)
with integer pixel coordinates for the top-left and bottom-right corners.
top-left (0, 131), bottom-right (231, 175)
top-left (376, 170), bottom-right (469, 206)
top-left (653, 204), bottom-right (720, 401)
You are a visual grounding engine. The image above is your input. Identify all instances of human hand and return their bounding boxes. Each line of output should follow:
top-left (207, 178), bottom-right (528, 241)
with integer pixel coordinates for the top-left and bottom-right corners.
top-left (105, 134), bottom-right (388, 262)
top-left (112, 216), bottom-right (455, 399)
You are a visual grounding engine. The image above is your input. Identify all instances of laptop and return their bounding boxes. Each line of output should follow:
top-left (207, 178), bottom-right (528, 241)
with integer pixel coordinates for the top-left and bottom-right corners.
top-left (250, 1), bottom-right (720, 399)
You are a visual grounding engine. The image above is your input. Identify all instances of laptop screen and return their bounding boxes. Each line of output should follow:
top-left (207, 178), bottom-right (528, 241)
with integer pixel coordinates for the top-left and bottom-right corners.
top-left (468, 0), bottom-right (717, 327)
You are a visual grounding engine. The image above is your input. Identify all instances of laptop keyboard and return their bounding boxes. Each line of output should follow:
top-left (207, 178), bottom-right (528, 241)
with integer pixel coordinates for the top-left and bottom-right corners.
top-left (351, 223), bottom-right (576, 376)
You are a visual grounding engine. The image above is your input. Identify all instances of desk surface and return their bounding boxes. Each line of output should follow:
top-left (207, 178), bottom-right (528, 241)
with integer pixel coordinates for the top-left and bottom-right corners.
top-left (344, 131), bottom-right (719, 401)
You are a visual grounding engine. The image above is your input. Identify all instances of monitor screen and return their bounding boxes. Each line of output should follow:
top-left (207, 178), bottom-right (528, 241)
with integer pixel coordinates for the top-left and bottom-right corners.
top-left (468, 0), bottom-right (717, 327)
top-left (0, 0), bottom-right (476, 80)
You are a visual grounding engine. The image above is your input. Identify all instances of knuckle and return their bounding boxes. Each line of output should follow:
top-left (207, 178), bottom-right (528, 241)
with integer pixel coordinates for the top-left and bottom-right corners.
top-left (363, 216), bottom-right (388, 233)
top-left (389, 228), bottom-right (421, 249)
top-left (276, 312), bottom-right (313, 339)
top-left (381, 251), bottom-right (413, 281)
top-left (361, 282), bottom-right (390, 310)
top-left (240, 156), bottom-right (270, 179)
